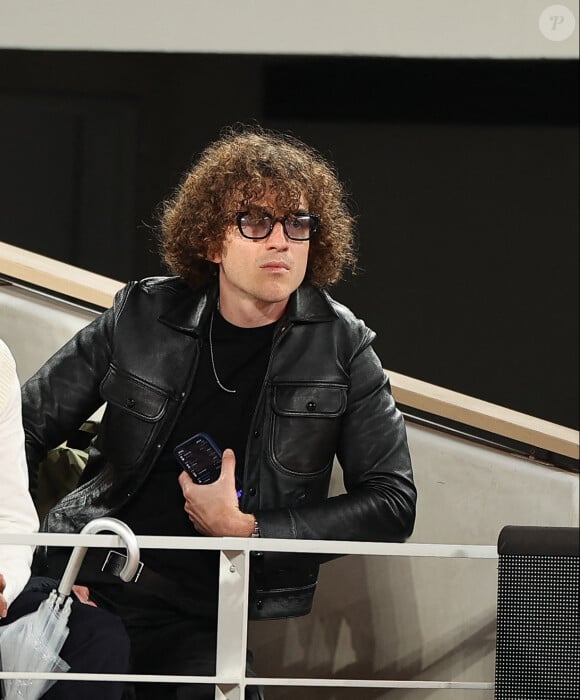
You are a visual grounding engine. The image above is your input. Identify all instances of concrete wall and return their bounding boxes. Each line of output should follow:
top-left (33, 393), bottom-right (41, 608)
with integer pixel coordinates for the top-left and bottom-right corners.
top-left (248, 426), bottom-right (578, 698)
top-left (0, 285), bottom-right (97, 383)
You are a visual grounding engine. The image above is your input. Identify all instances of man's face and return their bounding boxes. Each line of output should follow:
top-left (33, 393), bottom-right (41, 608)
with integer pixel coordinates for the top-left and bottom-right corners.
top-left (211, 191), bottom-right (310, 321)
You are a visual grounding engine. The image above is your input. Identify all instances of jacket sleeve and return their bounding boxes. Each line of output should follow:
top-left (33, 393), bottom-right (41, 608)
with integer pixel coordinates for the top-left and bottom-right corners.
top-left (21, 284), bottom-right (133, 500)
top-left (258, 341), bottom-right (417, 544)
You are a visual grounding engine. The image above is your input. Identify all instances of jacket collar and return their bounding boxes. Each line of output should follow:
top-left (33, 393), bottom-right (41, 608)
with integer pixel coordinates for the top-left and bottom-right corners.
top-left (158, 280), bottom-right (336, 334)
top-left (158, 282), bottom-right (217, 335)
top-left (284, 284), bottom-right (338, 323)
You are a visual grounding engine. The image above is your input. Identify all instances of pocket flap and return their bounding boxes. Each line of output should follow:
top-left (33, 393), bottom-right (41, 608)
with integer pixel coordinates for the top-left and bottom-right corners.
top-left (272, 384), bottom-right (347, 418)
top-left (101, 366), bottom-right (169, 422)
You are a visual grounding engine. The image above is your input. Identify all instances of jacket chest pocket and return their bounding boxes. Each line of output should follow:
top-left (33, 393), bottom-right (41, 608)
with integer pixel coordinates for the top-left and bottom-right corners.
top-left (100, 366), bottom-right (170, 468)
top-left (270, 383), bottom-right (347, 475)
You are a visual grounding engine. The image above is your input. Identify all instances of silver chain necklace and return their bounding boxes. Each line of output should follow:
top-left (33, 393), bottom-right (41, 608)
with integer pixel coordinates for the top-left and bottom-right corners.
top-left (209, 311), bottom-right (236, 394)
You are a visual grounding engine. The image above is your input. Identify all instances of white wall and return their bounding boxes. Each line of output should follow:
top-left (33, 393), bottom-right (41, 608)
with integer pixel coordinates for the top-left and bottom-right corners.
top-left (0, 0), bottom-right (577, 58)
top-left (0, 285), bottom-right (98, 383)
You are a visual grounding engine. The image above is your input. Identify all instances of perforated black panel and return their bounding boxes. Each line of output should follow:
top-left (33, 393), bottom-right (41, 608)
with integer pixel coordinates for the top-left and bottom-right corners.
top-left (495, 554), bottom-right (579, 699)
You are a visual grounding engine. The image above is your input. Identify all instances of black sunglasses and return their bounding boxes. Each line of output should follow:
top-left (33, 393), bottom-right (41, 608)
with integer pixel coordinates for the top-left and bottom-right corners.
top-left (236, 211), bottom-right (320, 241)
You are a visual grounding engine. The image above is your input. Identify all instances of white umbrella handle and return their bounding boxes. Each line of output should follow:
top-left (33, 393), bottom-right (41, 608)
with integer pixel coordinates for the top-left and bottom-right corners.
top-left (57, 517), bottom-right (140, 598)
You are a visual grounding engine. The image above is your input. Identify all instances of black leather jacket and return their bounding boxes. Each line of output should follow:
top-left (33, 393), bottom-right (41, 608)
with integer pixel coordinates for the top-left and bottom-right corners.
top-left (22, 277), bottom-right (416, 619)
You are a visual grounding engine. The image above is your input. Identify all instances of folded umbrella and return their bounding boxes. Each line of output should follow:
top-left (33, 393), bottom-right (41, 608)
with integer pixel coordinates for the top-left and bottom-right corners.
top-left (0, 517), bottom-right (140, 700)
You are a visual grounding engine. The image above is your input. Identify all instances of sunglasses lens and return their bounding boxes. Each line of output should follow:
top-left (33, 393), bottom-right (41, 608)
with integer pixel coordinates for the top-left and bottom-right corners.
top-left (239, 214), bottom-right (272, 239)
top-left (284, 216), bottom-right (312, 240)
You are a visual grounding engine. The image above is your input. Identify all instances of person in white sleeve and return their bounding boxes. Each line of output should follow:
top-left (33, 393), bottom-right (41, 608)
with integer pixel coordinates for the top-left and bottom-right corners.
top-left (0, 338), bottom-right (39, 617)
top-left (0, 340), bottom-right (131, 699)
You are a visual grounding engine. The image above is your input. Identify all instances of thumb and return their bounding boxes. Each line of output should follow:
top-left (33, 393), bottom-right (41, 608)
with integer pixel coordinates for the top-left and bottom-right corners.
top-left (220, 448), bottom-right (236, 483)
top-left (0, 572), bottom-right (5, 593)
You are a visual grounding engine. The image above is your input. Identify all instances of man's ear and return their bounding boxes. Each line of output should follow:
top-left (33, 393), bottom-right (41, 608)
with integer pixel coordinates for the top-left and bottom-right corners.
top-left (206, 244), bottom-right (223, 264)
top-left (206, 237), bottom-right (226, 264)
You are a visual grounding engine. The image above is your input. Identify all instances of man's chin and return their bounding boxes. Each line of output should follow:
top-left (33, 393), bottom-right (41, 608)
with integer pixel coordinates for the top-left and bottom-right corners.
top-left (257, 281), bottom-right (301, 304)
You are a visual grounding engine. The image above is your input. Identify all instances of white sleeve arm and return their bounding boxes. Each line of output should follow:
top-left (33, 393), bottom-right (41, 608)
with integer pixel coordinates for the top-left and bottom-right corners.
top-left (0, 340), bottom-right (40, 607)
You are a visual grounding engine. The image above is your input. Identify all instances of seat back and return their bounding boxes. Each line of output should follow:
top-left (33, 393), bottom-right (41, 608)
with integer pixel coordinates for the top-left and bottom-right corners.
top-left (495, 525), bottom-right (579, 699)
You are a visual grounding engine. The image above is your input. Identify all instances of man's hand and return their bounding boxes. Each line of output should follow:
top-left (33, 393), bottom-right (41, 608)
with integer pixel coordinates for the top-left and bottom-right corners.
top-left (178, 448), bottom-right (255, 537)
top-left (72, 585), bottom-right (97, 606)
top-left (0, 575), bottom-right (96, 619)
top-left (0, 572), bottom-right (7, 618)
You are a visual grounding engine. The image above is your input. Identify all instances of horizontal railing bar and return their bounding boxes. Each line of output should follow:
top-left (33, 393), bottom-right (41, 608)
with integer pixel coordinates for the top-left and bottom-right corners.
top-left (1, 531), bottom-right (497, 690)
top-left (255, 678), bottom-right (495, 689)
top-left (0, 276), bottom-right (103, 315)
top-left (0, 241), bottom-right (124, 309)
top-left (389, 369), bottom-right (579, 460)
top-left (0, 533), bottom-right (498, 558)
top-left (0, 672), bottom-right (494, 689)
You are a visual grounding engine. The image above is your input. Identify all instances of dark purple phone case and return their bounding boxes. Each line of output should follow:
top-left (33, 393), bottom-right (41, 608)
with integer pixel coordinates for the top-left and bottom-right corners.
top-left (173, 432), bottom-right (222, 485)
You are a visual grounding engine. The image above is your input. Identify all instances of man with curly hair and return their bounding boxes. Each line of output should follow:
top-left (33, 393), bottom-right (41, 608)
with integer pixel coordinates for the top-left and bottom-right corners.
top-left (22, 126), bottom-right (416, 699)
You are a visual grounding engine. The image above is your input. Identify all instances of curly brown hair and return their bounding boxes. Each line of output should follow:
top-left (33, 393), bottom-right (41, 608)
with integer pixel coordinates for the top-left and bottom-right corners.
top-left (158, 126), bottom-right (356, 289)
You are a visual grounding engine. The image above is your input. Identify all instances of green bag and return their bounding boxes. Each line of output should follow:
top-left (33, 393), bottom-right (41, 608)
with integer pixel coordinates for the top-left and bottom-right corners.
top-left (35, 422), bottom-right (98, 521)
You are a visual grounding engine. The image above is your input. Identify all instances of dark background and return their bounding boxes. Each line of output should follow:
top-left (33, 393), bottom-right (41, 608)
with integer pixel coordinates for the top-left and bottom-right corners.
top-left (1, 50), bottom-right (577, 429)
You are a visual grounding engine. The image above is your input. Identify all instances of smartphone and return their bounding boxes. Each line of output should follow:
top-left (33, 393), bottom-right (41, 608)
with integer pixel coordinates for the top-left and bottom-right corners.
top-left (174, 432), bottom-right (223, 485)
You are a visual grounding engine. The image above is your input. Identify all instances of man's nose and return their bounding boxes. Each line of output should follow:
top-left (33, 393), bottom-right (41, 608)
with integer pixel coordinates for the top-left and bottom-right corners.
top-left (267, 220), bottom-right (289, 248)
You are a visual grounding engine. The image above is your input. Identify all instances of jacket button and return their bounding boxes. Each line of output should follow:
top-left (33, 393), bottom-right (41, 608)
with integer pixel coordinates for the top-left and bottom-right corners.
top-left (253, 430), bottom-right (260, 438)
top-left (126, 397), bottom-right (136, 408)
top-left (248, 487), bottom-right (257, 497)
top-left (306, 401), bottom-right (316, 411)
top-left (256, 600), bottom-right (263, 610)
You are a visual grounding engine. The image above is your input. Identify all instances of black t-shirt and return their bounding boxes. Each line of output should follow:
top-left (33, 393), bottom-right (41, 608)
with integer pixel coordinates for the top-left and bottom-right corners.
top-left (97, 311), bottom-right (275, 620)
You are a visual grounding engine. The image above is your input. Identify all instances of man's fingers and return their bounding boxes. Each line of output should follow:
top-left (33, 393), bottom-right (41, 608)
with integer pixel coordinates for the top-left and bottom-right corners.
top-left (0, 572), bottom-right (5, 593)
top-left (178, 470), bottom-right (193, 492)
top-left (72, 584), bottom-right (97, 606)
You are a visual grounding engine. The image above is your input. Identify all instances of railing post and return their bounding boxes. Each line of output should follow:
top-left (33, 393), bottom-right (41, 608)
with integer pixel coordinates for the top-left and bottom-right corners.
top-left (215, 684), bottom-right (241, 700)
top-left (215, 547), bottom-right (250, 699)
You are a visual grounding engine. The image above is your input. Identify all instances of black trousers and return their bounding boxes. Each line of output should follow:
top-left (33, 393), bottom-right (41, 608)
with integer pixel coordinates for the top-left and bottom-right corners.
top-left (0, 583), bottom-right (130, 700)
top-left (89, 582), bottom-right (264, 700)
top-left (3, 578), bottom-right (263, 700)
top-left (122, 617), bottom-right (263, 700)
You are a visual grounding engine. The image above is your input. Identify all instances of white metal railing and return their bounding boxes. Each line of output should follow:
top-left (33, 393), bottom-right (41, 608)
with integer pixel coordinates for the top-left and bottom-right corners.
top-left (0, 532), bottom-right (497, 697)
